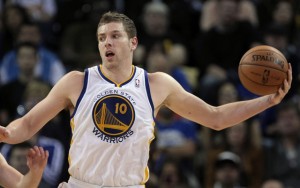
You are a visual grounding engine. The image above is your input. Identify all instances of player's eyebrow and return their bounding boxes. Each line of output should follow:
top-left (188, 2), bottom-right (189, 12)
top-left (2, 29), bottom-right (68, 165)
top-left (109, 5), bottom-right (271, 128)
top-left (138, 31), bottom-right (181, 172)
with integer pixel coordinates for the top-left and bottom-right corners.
top-left (98, 30), bottom-right (123, 36)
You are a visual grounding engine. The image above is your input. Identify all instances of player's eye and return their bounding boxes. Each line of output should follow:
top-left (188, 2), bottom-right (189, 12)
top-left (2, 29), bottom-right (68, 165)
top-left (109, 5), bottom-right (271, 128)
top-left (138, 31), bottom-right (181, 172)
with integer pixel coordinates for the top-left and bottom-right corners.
top-left (99, 36), bottom-right (105, 42)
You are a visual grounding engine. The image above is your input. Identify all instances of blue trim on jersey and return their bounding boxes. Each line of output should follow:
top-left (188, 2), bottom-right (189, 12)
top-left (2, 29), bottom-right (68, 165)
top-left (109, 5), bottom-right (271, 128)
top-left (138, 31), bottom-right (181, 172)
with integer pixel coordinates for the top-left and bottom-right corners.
top-left (97, 65), bottom-right (115, 85)
top-left (144, 71), bottom-right (154, 119)
top-left (119, 66), bottom-right (136, 87)
top-left (70, 69), bottom-right (89, 119)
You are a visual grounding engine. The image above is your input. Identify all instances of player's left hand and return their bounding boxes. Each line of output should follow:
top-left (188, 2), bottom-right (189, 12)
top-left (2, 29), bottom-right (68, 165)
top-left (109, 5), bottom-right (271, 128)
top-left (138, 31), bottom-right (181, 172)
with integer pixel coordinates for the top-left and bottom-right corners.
top-left (269, 63), bottom-right (292, 104)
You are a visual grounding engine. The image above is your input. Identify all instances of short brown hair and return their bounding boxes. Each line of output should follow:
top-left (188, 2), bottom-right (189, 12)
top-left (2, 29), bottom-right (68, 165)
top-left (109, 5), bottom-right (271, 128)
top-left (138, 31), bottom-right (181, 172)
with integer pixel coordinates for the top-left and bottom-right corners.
top-left (97, 11), bottom-right (137, 38)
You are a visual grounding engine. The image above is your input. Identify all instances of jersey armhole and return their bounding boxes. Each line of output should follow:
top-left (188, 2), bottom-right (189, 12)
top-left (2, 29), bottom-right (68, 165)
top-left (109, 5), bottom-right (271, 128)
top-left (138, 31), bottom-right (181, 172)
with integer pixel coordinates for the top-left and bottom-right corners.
top-left (70, 69), bottom-right (89, 119)
top-left (144, 71), bottom-right (154, 119)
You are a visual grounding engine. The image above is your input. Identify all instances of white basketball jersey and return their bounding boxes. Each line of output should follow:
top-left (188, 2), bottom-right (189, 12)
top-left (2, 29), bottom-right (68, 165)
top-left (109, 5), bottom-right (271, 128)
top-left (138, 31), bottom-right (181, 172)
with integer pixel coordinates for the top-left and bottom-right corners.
top-left (68, 65), bottom-right (155, 186)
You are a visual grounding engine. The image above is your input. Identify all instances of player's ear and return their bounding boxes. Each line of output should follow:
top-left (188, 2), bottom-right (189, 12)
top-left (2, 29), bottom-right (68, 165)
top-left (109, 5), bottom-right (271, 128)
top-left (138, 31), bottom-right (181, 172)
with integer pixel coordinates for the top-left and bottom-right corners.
top-left (131, 37), bottom-right (138, 51)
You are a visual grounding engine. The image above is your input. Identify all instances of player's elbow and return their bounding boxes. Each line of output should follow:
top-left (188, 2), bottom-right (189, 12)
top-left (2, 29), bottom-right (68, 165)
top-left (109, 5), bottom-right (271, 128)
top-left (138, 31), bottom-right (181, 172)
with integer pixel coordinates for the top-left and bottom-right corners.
top-left (213, 116), bottom-right (231, 131)
top-left (208, 123), bottom-right (224, 131)
top-left (205, 108), bottom-right (226, 131)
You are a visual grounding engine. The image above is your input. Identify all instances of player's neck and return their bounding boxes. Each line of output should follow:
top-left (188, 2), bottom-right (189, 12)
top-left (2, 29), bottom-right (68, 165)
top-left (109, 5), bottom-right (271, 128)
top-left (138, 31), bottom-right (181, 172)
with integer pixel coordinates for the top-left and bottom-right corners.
top-left (100, 64), bottom-right (134, 84)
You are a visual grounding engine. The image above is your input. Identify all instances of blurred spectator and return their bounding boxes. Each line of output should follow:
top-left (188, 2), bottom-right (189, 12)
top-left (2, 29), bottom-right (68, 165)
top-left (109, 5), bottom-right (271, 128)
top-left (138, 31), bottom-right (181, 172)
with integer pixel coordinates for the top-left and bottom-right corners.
top-left (211, 151), bottom-right (245, 188)
top-left (0, 42), bottom-right (43, 124)
top-left (59, 1), bottom-right (107, 71)
top-left (6, 141), bottom-right (33, 175)
top-left (203, 120), bottom-right (263, 188)
top-left (0, 22), bottom-right (66, 86)
top-left (1, 79), bottom-right (69, 187)
top-left (254, 0), bottom-right (275, 30)
top-left (261, 179), bottom-right (285, 188)
top-left (153, 107), bottom-right (199, 187)
top-left (256, 22), bottom-right (300, 137)
top-left (271, 0), bottom-right (296, 43)
top-left (145, 171), bottom-right (159, 188)
top-left (158, 157), bottom-right (190, 188)
top-left (164, 0), bottom-right (202, 66)
top-left (146, 47), bottom-right (192, 92)
top-left (195, 80), bottom-right (242, 184)
top-left (6, 0), bottom-right (57, 23)
top-left (5, 0), bottom-right (59, 49)
top-left (200, 0), bottom-right (258, 32)
top-left (134, 1), bottom-right (183, 68)
top-left (1, 135), bottom-right (65, 188)
top-left (198, 80), bottom-right (242, 152)
top-left (199, 79), bottom-right (240, 107)
top-left (147, 46), bottom-right (196, 187)
top-left (154, 108), bottom-right (198, 162)
top-left (168, 43), bottom-right (199, 91)
top-left (263, 100), bottom-right (300, 188)
top-left (55, 0), bottom-right (116, 27)
top-left (59, 21), bottom-right (99, 70)
top-left (59, 0), bottom-right (119, 66)
top-left (194, 0), bottom-right (260, 92)
top-left (0, 4), bottom-right (29, 58)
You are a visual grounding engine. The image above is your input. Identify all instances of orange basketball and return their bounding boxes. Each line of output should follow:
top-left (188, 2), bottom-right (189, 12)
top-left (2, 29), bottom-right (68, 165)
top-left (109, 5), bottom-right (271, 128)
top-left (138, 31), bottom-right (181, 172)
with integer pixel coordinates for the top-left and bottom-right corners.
top-left (238, 45), bottom-right (288, 96)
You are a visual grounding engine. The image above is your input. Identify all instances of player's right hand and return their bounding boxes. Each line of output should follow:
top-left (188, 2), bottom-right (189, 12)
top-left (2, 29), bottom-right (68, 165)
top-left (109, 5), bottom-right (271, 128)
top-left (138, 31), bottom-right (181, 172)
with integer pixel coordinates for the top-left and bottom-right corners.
top-left (0, 126), bottom-right (9, 143)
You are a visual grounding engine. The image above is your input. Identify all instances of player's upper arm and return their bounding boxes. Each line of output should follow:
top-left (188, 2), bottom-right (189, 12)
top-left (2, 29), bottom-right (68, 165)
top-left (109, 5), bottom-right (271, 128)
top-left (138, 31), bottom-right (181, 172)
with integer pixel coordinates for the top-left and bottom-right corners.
top-left (23, 71), bottom-right (84, 132)
top-left (149, 72), bottom-right (216, 127)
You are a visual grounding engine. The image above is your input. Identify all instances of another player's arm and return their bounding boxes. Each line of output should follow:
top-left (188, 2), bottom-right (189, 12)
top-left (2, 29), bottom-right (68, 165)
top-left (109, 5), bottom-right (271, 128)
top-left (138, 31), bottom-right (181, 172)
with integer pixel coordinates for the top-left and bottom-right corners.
top-left (0, 71), bottom-right (84, 144)
top-left (0, 147), bottom-right (48, 188)
top-left (0, 153), bottom-right (23, 187)
top-left (150, 64), bottom-right (291, 130)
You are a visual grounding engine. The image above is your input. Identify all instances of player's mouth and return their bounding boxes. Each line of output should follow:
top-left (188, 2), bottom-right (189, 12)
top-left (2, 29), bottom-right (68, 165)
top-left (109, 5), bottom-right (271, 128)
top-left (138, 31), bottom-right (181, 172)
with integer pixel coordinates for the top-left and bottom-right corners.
top-left (105, 51), bottom-right (115, 60)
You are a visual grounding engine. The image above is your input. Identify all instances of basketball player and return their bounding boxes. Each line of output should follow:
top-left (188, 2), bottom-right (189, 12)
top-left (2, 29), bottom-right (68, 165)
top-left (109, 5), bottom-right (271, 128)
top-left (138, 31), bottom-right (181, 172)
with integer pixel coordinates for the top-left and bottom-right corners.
top-left (0, 12), bottom-right (292, 187)
top-left (0, 146), bottom-right (48, 187)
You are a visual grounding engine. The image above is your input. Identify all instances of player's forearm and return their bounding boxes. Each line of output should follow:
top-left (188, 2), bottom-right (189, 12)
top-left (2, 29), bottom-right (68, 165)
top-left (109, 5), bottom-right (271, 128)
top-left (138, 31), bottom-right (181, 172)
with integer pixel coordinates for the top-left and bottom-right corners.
top-left (5, 117), bottom-right (36, 144)
top-left (214, 95), bottom-right (274, 130)
top-left (16, 170), bottom-right (43, 188)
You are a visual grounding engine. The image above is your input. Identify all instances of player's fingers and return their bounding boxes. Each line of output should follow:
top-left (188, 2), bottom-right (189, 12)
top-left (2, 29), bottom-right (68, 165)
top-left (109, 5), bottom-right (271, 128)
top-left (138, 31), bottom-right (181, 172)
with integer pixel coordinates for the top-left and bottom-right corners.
top-left (35, 146), bottom-right (42, 157)
top-left (38, 146), bottom-right (48, 159)
top-left (279, 87), bottom-right (284, 96)
top-left (283, 79), bottom-right (290, 93)
top-left (45, 150), bottom-right (49, 159)
top-left (27, 148), bottom-right (36, 167)
top-left (287, 63), bottom-right (292, 84)
top-left (0, 126), bottom-right (9, 141)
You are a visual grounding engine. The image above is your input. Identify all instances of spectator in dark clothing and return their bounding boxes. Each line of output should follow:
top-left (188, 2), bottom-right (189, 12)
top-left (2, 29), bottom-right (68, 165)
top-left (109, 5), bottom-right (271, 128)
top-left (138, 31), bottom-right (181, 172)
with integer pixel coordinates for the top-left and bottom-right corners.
top-left (0, 4), bottom-right (29, 58)
top-left (0, 42), bottom-right (41, 124)
top-left (263, 100), bottom-right (300, 188)
top-left (134, 1), bottom-right (183, 69)
top-left (195, 0), bottom-right (260, 90)
top-left (0, 22), bottom-right (66, 86)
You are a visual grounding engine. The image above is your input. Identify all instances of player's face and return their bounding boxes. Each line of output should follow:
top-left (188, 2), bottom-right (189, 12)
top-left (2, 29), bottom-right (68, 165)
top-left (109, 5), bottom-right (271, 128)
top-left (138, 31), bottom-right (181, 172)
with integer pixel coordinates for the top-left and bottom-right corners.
top-left (97, 22), bottom-right (137, 67)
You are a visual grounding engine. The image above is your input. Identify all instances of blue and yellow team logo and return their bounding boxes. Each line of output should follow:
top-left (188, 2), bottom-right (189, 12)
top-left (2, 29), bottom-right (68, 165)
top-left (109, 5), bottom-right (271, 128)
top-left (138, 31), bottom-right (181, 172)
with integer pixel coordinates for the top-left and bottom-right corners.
top-left (92, 94), bottom-right (135, 137)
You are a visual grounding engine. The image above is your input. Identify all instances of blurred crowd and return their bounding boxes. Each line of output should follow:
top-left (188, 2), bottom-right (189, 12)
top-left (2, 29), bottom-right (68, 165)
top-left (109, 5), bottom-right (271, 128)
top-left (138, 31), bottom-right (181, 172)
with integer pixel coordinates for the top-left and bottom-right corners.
top-left (0, 0), bottom-right (300, 187)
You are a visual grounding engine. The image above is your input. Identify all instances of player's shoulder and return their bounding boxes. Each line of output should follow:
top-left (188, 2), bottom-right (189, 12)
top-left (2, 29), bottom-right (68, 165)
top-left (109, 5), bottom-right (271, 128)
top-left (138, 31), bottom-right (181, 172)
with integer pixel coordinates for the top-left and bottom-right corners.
top-left (60, 70), bottom-right (85, 83)
top-left (52, 70), bottom-right (85, 92)
top-left (148, 72), bottom-right (172, 81)
top-left (148, 72), bottom-right (180, 92)
top-left (148, 71), bottom-right (174, 82)
top-left (0, 153), bottom-right (6, 165)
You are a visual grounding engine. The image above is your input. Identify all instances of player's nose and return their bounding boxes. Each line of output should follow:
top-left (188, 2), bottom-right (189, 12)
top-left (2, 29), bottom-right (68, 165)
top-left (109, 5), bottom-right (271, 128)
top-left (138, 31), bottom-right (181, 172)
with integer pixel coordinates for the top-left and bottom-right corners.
top-left (104, 37), bottom-right (112, 47)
